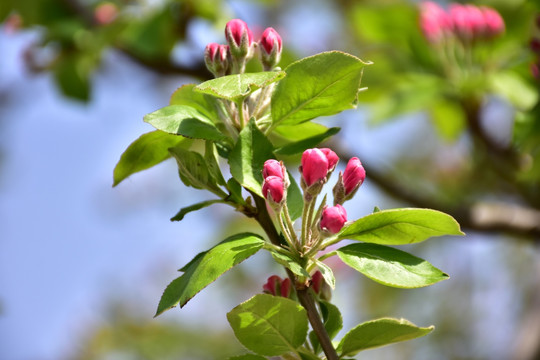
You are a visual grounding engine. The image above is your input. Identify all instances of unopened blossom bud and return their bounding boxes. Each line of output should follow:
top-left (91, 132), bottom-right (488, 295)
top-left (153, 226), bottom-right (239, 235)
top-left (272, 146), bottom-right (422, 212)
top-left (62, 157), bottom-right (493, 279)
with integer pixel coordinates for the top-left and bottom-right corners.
top-left (419, 1), bottom-right (451, 43)
top-left (204, 43), bottom-right (229, 77)
top-left (262, 175), bottom-right (285, 203)
top-left (320, 205), bottom-right (347, 234)
top-left (450, 4), bottom-right (486, 42)
top-left (263, 159), bottom-right (285, 179)
top-left (262, 275), bottom-right (291, 298)
top-left (259, 27), bottom-right (282, 70)
top-left (343, 157), bottom-right (366, 196)
top-left (301, 148), bottom-right (329, 187)
top-left (94, 2), bottom-right (118, 25)
top-left (530, 38), bottom-right (540, 54)
top-left (225, 19), bottom-right (253, 59)
top-left (481, 7), bottom-right (504, 38)
top-left (263, 275), bottom-right (281, 296)
top-left (320, 148), bottom-right (339, 172)
top-left (311, 270), bottom-right (332, 301)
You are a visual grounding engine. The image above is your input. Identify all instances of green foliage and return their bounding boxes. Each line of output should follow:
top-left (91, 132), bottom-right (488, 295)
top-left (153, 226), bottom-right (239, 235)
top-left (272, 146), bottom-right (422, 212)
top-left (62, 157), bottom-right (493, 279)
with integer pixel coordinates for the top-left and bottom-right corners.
top-left (337, 243), bottom-right (449, 288)
top-left (309, 301), bottom-right (343, 354)
top-left (336, 208), bottom-right (465, 245)
top-left (113, 130), bottom-right (191, 186)
top-left (271, 51), bottom-right (370, 126)
top-left (144, 105), bottom-right (230, 143)
top-left (228, 355), bottom-right (267, 360)
top-left (228, 119), bottom-right (274, 196)
top-left (170, 199), bottom-right (227, 221)
top-left (195, 72), bottom-right (286, 102)
top-left (337, 318), bottom-right (434, 357)
top-left (227, 294), bottom-right (308, 356)
top-left (155, 233), bottom-right (264, 316)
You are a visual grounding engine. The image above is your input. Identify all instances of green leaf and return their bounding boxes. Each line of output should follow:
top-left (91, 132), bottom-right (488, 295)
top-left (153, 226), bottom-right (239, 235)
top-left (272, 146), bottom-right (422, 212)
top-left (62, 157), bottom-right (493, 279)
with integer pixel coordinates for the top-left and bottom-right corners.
top-left (286, 173), bottom-right (303, 221)
top-left (169, 84), bottom-right (221, 122)
top-left (309, 301), bottom-right (343, 354)
top-left (144, 105), bottom-right (229, 143)
top-left (170, 200), bottom-right (226, 221)
top-left (195, 71), bottom-right (286, 102)
top-left (113, 130), bottom-right (191, 187)
top-left (315, 260), bottom-right (335, 290)
top-left (229, 119), bottom-right (275, 196)
top-left (298, 350), bottom-right (321, 360)
top-left (270, 252), bottom-right (309, 278)
top-left (226, 178), bottom-right (245, 204)
top-left (205, 141), bottom-right (227, 186)
top-left (336, 208), bottom-right (464, 245)
top-left (273, 121), bottom-right (330, 142)
top-left (336, 243), bottom-right (448, 288)
top-left (155, 233), bottom-right (265, 316)
top-left (227, 294), bottom-right (308, 356)
top-left (275, 127), bottom-right (340, 156)
top-left (272, 51), bottom-right (370, 126)
top-left (228, 355), bottom-right (267, 360)
top-left (338, 318), bottom-right (434, 357)
top-left (169, 146), bottom-right (227, 197)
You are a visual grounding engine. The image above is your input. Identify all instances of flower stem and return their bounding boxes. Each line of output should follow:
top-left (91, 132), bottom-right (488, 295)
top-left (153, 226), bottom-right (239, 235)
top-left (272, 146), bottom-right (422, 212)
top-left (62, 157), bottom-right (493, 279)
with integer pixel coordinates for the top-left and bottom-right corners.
top-left (248, 191), bottom-right (339, 360)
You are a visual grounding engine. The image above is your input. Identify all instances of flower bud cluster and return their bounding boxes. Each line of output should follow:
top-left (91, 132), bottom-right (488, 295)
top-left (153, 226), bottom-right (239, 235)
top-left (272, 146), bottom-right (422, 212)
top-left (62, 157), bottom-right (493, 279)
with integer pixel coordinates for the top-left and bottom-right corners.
top-left (530, 14), bottom-right (540, 80)
top-left (262, 275), bottom-right (292, 298)
top-left (420, 2), bottom-right (504, 45)
top-left (204, 19), bottom-right (283, 77)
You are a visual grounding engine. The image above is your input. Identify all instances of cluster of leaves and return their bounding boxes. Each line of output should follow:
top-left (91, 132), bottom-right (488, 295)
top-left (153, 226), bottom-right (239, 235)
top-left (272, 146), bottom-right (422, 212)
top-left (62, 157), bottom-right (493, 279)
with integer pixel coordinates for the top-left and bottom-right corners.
top-left (114, 50), bottom-right (463, 359)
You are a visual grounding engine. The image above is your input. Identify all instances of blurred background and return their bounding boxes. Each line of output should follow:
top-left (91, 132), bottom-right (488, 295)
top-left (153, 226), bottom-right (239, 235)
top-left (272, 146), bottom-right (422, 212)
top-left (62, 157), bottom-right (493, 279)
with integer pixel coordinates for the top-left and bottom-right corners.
top-left (1, 0), bottom-right (539, 359)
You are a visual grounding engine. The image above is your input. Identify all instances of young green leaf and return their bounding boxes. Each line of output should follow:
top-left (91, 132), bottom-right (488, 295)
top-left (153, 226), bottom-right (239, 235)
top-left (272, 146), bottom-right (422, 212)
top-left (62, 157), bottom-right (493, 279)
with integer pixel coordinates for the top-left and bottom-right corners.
top-left (227, 294), bottom-right (308, 356)
top-left (336, 243), bottom-right (448, 288)
top-left (169, 84), bottom-right (221, 121)
top-left (170, 199), bottom-right (227, 222)
top-left (195, 71), bottom-right (285, 102)
top-left (113, 130), bottom-right (191, 187)
top-left (144, 105), bottom-right (229, 143)
top-left (337, 318), bottom-right (434, 357)
top-left (337, 208), bottom-right (464, 245)
top-left (169, 146), bottom-right (227, 197)
top-left (315, 260), bottom-right (335, 290)
top-left (155, 233), bottom-right (265, 316)
top-left (229, 118), bottom-right (275, 196)
top-left (272, 51), bottom-right (370, 127)
top-left (286, 173), bottom-right (303, 221)
top-left (274, 127), bottom-right (340, 156)
top-left (270, 251), bottom-right (309, 278)
top-left (205, 141), bottom-right (227, 186)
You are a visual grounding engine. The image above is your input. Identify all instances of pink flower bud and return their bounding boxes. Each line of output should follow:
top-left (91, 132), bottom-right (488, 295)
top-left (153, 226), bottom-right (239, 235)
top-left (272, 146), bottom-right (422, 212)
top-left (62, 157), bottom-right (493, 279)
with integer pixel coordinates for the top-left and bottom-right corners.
top-left (263, 275), bottom-right (281, 296)
top-left (262, 176), bottom-right (284, 203)
top-left (259, 27), bottom-right (282, 69)
top-left (419, 1), bottom-right (451, 43)
top-left (262, 275), bottom-right (291, 298)
top-left (530, 38), bottom-right (540, 54)
top-left (301, 148), bottom-right (329, 187)
top-left (449, 4), bottom-right (485, 41)
top-left (481, 7), bottom-right (504, 38)
top-left (311, 271), bottom-right (324, 294)
top-left (320, 205), bottom-right (347, 234)
top-left (320, 148), bottom-right (339, 172)
top-left (204, 43), bottom-right (229, 77)
top-left (94, 2), bottom-right (118, 25)
top-left (280, 278), bottom-right (292, 298)
top-left (225, 19), bottom-right (253, 58)
top-left (263, 159), bottom-right (285, 179)
top-left (343, 157), bottom-right (366, 195)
